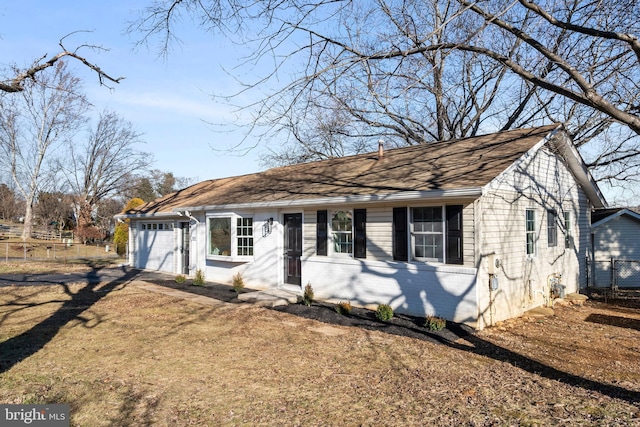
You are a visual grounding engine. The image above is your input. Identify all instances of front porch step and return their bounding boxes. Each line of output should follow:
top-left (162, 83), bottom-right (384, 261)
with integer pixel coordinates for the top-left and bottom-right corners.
top-left (524, 306), bottom-right (555, 318)
top-left (564, 292), bottom-right (588, 305)
top-left (237, 289), bottom-right (299, 307)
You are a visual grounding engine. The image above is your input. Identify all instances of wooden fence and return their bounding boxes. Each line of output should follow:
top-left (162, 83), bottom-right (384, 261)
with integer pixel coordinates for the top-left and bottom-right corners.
top-left (1, 241), bottom-right (119, 262)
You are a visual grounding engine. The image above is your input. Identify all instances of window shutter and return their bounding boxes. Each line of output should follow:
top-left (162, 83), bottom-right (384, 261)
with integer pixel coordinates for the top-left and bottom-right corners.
top-left (316, 210), bottom-right (327, 256)
top-left (354, 209), bottom-right (366, 258)
top-left (393, 207), bottom-right (408, 261)
top-left (446, 205), bottom-right (463, 265)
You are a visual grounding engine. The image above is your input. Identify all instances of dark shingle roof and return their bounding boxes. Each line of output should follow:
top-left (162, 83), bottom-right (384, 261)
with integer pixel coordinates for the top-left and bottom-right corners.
top-left (128, 124), bottom-right (560, 214)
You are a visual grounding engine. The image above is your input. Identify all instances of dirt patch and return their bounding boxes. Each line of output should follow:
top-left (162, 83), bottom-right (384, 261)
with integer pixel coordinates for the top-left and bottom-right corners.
top-left (0, 279), bottom-right (639, 426)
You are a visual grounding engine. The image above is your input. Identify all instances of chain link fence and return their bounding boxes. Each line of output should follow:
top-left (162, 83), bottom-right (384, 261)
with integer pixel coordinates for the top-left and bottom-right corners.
top-left (614, 260), bottom-right (640, 289)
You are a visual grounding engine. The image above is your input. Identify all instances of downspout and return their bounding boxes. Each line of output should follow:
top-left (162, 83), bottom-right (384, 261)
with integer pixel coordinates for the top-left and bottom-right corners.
top-left (177, 211), bottom-right (200, 276)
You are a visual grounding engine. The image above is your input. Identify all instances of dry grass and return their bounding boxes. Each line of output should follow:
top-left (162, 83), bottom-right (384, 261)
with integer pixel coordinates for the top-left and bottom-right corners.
top-left (0, 269), bottom-right (639, 425)
top-left (0, 237), bottom-right (118, 262)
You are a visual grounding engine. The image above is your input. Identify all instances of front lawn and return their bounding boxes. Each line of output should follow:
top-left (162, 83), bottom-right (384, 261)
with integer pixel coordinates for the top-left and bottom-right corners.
top-left (0, 274), bottom-right (638, 425)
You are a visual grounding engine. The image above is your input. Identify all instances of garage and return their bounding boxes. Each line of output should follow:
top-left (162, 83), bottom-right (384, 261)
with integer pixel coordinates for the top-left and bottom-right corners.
top-left (136, 222), bottom-right (176, 273)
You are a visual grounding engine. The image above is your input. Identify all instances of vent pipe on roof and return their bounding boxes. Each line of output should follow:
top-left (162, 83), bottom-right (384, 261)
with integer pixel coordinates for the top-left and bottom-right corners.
top-left (378, 139), bottom-right (384, 159)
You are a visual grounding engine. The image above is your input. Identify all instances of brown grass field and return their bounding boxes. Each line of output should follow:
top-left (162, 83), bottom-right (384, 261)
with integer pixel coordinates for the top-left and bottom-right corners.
top-left (0, 262), bottom-right (639, 426)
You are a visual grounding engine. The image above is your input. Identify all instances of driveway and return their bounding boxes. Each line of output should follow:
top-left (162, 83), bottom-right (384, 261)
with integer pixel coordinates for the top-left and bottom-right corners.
top-left (0, 265), bottom-right (175, 287)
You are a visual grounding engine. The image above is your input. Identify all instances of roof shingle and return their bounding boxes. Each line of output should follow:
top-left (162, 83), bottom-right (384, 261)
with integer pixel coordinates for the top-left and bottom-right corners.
top-left (128, 124), bottom-right (560, 214)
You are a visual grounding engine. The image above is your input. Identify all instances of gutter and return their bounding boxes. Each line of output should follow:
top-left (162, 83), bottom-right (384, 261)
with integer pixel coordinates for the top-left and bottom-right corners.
top-left (114, 187), bottom-right (484, 218)
top-left (175, 187), bottom-right (484, 213)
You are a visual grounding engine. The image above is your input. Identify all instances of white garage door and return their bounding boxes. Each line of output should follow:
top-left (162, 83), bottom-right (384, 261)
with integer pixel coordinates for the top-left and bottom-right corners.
top-left (137, 222), bottom-right (175, 273)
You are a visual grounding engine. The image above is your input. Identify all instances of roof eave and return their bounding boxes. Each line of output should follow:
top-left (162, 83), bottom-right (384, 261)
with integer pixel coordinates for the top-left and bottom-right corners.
top-left (592, 208), bottom-right (640, 228)
top-left (553, 132), bottom-right (607, 209)
top-left (119, 187), bottom-right (483, 217)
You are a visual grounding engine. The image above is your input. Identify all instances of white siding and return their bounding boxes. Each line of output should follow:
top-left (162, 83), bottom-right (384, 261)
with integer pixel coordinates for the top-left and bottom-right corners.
top-left (592, 214), bottom-right (640, 288)
top-left (477, 143), bottom-right (591, 327)
top-left (296, 203), bottom-right (479, 326)
top-left (302, 256), bottom-right (478, 325)
top-left (593, 215), bottom-right (640, 260)
top-left (200, 210), bottom-right (282, 289)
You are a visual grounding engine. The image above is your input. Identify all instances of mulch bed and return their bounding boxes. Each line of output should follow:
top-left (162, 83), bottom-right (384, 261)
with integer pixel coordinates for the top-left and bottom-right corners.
top-left (149, 278), bottom-right (475, 344)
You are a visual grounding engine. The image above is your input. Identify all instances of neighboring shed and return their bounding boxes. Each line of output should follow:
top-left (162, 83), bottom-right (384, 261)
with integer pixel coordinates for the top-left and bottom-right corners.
top-left (591, 208), bottom-right (640, 289)
top-left (116, 124), bottom-right (606, 329)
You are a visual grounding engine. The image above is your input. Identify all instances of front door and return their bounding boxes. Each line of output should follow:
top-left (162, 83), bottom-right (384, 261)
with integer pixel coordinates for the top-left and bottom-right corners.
top-left (284, 213), bottom-right (302, 286)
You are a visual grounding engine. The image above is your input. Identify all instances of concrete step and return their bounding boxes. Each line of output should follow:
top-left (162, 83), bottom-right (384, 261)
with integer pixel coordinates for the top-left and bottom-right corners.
top-left (525, 306), bottom-right (555, 317)
top-left (237, 289), bottom-right (299, 307)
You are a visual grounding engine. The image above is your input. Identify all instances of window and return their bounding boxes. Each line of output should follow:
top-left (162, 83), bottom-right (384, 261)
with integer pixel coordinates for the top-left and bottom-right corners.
top-left (207, 215), bottom-right (254, 258)
top-left (400, 205), bottom-right (463, 264)
top-left (332, 211), bottom-right (353, 254)
top-left (526, 209), bottom-right (536, 255)
top-left (564, 212), bottom-right (572, 249)
top-left (237, 218), bottom-right (254, 256)
top-left (412, 207), bottom-right (443, 261)
top-left (209, 217), bottom-right (231, 256)
top-left (316, 209), bottom-right (366, 258)
top-left (547, 210), bottom-right (557, 247)
top-left (141, 222), bottom-right (173, 231)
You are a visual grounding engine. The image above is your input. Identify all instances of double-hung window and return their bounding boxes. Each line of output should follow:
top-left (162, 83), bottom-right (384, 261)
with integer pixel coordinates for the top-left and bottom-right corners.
top-left (331, 211), bottom-right (353, 254)
top-left (526, 209), bottom-right (536, 256)
top-left (317, 209), bottom-right (366, 258)
top-left (564, 212), bottom-right (572, 249)
top-left (207, 214), bottom-right (253, 259)
top-left (412, 207), bottom-right (444, 262)
top-left (547, 210), bottom-right (557, 247)
top-left (393, 205), bottom-right (463, 264)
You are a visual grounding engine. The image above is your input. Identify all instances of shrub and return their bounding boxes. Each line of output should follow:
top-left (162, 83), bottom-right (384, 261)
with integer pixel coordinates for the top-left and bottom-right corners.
top-left (302, 282), bottom-right (314, 306)
top-left (375, 304), bottom-right (394, 322)
top-left (232, 272), bottom-right (245, 293)
top-left (424, 315), bottom-right (446, 331)
top-left (335, 301), bottom-right (352, 315)
top-left (175, 274), bottom-right (187, 284)
top-left (193, 269), bottom-right (205, 286)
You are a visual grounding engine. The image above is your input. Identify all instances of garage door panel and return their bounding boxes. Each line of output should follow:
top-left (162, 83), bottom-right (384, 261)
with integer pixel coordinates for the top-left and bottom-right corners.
top-left (137, 227), bottom-right (175, 273)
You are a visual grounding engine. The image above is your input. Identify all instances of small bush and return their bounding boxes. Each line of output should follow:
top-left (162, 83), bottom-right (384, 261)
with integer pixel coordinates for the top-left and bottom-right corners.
top-left (193, 269), bottom-right (205, 286)
top-left (375, 304), bottom-right (394, 322)
top-left (335, 301), bottom-right (352, 315)
top-left (302, 282), bottom-right (314, 306)
top-left (424, 315), bottom-right (446, 331)
top-left (175, 274), bottom-right (187, 284)
top-left (232, 272), bottom-right (245, 293)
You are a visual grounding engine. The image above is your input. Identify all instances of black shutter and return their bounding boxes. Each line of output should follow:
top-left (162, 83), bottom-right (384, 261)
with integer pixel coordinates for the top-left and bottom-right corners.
top-left (316, 210), bottom-right (327, 256)
top-left (393, 207), bottom-right (408, 261)
top-left (354, 209), bottom-right (366, 258)
top-left (446, 205), bottom-right (463, 265)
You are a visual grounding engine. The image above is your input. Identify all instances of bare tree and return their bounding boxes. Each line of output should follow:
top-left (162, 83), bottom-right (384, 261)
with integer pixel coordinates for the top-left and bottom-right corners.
top-left (34, 192), bottom-right (74, 232)
top-left (133, 0), bottom-right (640, 194)
top-left (0, 182), bottom-right (22, 221)
top-left (59, 110), bottom-right (150, 242)
top-left (0, 61), bottom-right (89, 239)
top-left (0, 33), bottom-right (124, 94)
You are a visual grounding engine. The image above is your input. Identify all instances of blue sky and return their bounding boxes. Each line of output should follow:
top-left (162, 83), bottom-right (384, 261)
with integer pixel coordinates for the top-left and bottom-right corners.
top-left (1, 0), bottom-right (265, 184)
top-left (1, 1), bottom-right (636, 205)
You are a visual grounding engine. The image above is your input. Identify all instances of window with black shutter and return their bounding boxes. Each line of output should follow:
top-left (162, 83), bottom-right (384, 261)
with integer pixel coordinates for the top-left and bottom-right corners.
top-left (393, 207), bottom-right (408, 261)
top-left (316, 210), bottom-right (327, 256)
top-left (354, 209), bottom-right (366, 258)
top-left (445, 205), bottom-right (463, 264)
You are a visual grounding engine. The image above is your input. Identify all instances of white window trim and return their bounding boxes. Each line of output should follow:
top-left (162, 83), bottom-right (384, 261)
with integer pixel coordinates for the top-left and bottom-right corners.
top-left (140, 221), bottom-right (174, 231)
top-left (329, 209), bottom-right (354, 257)
top-left (410, 205), bottom-right (445, 263)
top-left (564, 211), bottom-right (573, 249)
top-left (526, 208), bottom-right (536, 257)
top-left (206, 213), bottom-right (254, 262)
